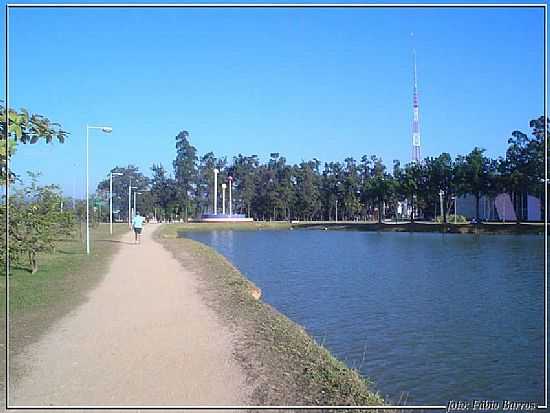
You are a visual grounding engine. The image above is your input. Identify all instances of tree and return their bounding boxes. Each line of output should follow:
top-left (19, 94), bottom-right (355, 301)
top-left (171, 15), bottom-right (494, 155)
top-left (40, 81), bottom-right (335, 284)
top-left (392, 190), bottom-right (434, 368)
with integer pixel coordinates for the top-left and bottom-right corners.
top-left (96, 165), bottom-right (150, 223)
top-left (2, 173), bottom-right (76, 273)
top-left (294, 160), bottom-right (321, 221)
top-left (173, 131), bottom-right (198, 221)
top-left (454, 148), bottom-right (495, 222)
top-left (151, 163), bottom-right (178, 221)
top-left (231, 154), bottom-right (259, 216)
top-left (0, 102), bottom-right (68, 180)
top-left (394, 161), bottom-right (424, 222)
top-left (364, 158), bottom-right (394, 223)
top-left (0, 104), bottom-right (68, 274)
top-left (321, 162), bottom-right (344, 221)
top-left (196, 152), bottom-right (218, 215)
top-left (342, 157), bottom-right (362, 220)
top-left (499, 117), bottom-right (547, 221)
top-left (424, 153), bottom-right (454, 223)
top-left (270, 154), bottom-right (294, 221)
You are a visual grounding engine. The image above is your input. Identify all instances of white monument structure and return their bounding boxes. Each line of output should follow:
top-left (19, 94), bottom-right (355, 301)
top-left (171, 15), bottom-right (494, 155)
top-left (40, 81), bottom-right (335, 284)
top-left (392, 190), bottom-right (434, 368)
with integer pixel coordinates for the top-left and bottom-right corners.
top-left (200, 169), bottom-right (253, 222)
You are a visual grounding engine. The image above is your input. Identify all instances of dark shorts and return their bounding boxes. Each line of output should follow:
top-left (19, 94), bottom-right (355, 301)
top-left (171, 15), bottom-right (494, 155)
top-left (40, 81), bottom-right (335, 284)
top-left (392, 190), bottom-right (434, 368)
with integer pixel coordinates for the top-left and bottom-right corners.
top-left (134, 227), bottom-right (142, 234)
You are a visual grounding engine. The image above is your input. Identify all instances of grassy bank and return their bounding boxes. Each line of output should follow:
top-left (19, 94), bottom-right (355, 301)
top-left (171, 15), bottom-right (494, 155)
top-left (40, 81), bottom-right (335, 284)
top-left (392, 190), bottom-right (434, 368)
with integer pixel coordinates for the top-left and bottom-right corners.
top-left (157, 225), bottom-right (384, 408)
top-left (161, 221), bottom-right (292, 236)
top-left (2, 223), bottom-right (130, 393)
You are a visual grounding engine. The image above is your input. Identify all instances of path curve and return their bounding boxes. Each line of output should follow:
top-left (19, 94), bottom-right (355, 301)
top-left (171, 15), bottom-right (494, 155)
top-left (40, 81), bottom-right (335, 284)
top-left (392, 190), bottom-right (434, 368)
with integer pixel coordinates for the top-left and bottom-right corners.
top-left (10, 225), bottom-right (249, 408)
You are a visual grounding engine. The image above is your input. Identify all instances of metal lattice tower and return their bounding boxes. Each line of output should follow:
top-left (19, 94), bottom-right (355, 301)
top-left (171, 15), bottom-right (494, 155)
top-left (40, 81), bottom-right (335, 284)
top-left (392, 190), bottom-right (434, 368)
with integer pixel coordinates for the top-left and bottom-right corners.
top-left (411, 49), bottom-right (421, 163)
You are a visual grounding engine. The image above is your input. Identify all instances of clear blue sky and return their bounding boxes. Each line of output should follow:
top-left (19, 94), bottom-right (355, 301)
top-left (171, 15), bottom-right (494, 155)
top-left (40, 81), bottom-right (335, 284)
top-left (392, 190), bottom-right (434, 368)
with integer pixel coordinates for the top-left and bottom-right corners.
top-left (3, 4), bottom-right (545, 197)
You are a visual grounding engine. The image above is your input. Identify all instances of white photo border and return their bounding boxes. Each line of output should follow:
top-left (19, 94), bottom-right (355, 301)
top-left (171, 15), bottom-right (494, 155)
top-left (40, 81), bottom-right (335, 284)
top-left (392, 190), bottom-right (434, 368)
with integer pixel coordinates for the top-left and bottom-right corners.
top-left (3, 2), bottom-right (548, 410)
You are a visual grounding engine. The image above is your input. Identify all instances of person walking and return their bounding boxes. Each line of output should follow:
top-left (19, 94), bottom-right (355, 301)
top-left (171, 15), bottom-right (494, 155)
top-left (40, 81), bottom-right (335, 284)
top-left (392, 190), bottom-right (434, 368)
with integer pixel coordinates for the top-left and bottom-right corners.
top-left (132, 211), bottom-right (145, 244)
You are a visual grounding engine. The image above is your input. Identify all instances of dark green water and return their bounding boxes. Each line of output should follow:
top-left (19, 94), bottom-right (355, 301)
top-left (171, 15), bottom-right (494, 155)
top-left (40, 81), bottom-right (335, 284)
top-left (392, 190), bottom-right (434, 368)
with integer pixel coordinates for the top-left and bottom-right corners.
top-left (182, 230), bottom-right (544, 405)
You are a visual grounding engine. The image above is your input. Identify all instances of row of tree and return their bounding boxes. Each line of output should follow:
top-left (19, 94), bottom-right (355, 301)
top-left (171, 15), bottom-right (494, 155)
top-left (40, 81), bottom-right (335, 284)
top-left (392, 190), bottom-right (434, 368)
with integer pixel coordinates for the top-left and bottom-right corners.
top-left (0, 104), bottom-right (546, 272)
top-left (99, 116), bottom-right (546, 224)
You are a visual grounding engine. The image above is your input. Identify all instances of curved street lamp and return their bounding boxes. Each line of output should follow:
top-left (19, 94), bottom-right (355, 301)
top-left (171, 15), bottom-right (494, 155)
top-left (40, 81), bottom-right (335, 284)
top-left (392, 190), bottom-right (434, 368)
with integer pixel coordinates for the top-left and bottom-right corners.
top-left (128, 185), bottom-right (138, 228)
top-left (221, 183), bottom-right (227, 215)
top-left (228, 176), bottom-right (233, 216)
top-left (86, 125), bottom-right (112, 255)
top-left (213, 168), bottom-right (219, 215)
top-left (109, 172), bottom-right (123, 234)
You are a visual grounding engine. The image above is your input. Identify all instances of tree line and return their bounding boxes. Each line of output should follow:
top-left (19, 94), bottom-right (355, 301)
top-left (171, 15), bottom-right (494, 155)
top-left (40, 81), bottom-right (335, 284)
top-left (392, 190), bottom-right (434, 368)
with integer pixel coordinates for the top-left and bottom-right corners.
top-left (0, 104), bottom-right (546, 273)
top-left (102, 116), bottom-right (545, 224)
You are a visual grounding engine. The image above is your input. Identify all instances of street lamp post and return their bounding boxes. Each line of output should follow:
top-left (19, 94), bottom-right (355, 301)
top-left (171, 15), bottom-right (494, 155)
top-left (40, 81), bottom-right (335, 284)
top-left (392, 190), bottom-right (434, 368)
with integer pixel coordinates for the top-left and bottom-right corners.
top-left (213, 168), bottom-right (219, 215)
top-left (455, 197), bottom-right (457, 223)
top-left (228, 176), bottom-right (233, 216)
top-left (439, 189), bottom-right (444, 221)
top-left (221, 183), bottom-right (227, 215)
top-left (134, 190), bottom-right (151, 220)
top-left (110, 172), bottom-right (123, 235)
top-left (128, 184), bottom-right (137, 228)
top-left (451, 196), bottom-right (457, 224)
top-left (86, 125), bottom-right (112, 255)
top-left (72, 163), bottom-right (77, 209)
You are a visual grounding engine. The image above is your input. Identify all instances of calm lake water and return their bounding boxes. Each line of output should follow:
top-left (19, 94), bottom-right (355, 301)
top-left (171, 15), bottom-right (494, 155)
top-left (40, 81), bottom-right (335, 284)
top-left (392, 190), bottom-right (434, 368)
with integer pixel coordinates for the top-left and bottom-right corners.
top-left (182, 230), bottom-right (544, 405)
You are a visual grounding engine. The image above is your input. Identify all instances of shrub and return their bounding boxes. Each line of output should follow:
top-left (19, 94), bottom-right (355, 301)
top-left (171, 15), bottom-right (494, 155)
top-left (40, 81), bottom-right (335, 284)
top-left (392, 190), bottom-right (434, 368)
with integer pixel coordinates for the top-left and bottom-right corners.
top-left (435, 214), bottom-right (467, 224)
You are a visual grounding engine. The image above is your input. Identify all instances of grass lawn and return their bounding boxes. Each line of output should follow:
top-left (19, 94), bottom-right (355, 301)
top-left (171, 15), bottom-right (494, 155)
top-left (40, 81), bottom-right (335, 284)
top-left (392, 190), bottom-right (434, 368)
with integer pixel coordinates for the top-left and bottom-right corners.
top-left (3, 223), bottom-right (129, 314)
top-left (2, 223), bottom-right (130, 395)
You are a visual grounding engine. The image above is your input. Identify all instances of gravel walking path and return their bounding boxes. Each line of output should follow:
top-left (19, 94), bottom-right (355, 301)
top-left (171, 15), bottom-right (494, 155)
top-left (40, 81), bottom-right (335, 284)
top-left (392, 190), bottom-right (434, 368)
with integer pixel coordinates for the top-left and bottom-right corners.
top-left (9, 226), bottom-right (249, 409)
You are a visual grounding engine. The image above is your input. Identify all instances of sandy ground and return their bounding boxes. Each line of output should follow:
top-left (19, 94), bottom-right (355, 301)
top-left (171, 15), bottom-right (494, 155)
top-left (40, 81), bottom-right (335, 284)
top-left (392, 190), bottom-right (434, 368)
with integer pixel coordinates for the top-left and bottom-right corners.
top-left (8, 225), bottom-right (250, 409)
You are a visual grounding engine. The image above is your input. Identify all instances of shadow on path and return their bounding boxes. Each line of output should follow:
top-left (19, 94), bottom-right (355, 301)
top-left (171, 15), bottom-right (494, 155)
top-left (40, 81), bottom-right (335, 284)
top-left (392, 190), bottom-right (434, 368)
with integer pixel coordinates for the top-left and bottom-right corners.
top-left (95, 239), bottom-right (135, 245)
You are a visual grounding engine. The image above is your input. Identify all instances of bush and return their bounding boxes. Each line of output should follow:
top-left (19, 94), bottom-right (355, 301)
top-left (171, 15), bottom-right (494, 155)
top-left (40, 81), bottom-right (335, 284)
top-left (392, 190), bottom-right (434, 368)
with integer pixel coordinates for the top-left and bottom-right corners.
top-left (435, 214), bottom-right (467, 224)
top-left (1, 173), bottom-right (77, 274)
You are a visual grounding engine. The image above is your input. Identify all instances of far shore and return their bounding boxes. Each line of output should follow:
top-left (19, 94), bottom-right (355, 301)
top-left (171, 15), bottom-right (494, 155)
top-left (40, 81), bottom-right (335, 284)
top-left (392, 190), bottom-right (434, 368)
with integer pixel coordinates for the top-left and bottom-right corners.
top-left (293, 221), bottom-right (545, 235)
top-left (163, 220), bottom-right (545, 235)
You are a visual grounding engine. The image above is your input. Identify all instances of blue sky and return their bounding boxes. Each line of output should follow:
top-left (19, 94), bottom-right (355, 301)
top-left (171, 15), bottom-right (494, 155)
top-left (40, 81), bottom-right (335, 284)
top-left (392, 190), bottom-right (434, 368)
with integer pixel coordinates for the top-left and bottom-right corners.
top-left (3, 4), bottom-right (545, 196)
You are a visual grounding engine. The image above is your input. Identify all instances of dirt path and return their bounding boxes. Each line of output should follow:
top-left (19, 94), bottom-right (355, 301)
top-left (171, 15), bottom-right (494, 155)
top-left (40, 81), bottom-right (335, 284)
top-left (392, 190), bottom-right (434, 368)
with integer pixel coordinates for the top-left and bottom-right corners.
top-left (9, 225), bottom-right (250, 408)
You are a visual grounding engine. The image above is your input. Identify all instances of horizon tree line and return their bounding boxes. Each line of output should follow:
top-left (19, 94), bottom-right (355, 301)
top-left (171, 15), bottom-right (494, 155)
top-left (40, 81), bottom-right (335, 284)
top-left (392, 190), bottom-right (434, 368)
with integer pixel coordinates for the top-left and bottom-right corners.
top-left (97, 115), bottom-right (546, 224)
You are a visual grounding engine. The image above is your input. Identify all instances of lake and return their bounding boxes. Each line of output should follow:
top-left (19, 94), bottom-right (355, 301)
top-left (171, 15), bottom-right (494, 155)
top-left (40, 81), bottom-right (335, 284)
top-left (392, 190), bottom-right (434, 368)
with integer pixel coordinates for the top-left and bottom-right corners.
top-left (181, 229), bottom-right (544, 405)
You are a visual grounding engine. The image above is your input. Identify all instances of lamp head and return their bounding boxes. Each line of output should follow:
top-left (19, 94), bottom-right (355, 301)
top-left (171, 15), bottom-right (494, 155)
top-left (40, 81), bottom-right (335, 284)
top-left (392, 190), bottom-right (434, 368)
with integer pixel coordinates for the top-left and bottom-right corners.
top-left (101, 127), bottom-right (113, 133)
top-left (213, 168), bottom-right (219, 174)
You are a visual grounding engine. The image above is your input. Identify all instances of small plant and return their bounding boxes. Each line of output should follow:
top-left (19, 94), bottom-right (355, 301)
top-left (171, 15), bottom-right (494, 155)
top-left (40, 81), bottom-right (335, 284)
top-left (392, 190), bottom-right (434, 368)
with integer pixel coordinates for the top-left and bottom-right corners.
top-left (435, 214), bottom-right (467, 224)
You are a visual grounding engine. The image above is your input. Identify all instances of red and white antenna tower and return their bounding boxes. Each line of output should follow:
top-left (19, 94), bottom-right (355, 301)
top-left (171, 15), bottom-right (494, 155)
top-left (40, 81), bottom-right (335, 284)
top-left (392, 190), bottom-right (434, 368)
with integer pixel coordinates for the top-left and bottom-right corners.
top-left (411, 34), bottom-right (421, 163)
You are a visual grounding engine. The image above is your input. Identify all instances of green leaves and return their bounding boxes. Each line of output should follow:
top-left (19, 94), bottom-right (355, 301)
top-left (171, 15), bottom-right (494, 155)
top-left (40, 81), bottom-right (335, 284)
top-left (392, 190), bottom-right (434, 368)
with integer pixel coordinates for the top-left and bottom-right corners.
top-left (1, 174), bottom-right (77, 273)
top-left (0, 102), bottom-right (69, 182)
top-left (0, 102), bottom-right (69, 145)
